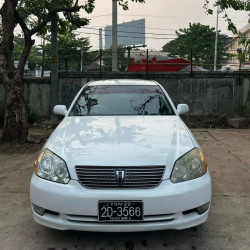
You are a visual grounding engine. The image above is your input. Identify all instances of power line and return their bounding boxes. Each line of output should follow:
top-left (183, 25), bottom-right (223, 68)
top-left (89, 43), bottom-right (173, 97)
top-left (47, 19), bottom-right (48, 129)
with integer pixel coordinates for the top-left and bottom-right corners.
top-left (81, 26), bottom-right (176, 36)
top-left (81, 26), bottom-right (238, 38)
top-left (76, 30), bottom-right (237, 41)
top-left (75, 30), bottom-right (177, 40)
top-left (82, 24), bottom-right (176, 31)
top-left (118, 13), bottom-right (248, 23)
top-left (81, 10), bottom-right (248, 21)
top-left (80, 24), bottom-right (236, 36)
top-left (87, 14), bottom-right (111, 18)
top-left (14, 27), bottom-right (236, 42)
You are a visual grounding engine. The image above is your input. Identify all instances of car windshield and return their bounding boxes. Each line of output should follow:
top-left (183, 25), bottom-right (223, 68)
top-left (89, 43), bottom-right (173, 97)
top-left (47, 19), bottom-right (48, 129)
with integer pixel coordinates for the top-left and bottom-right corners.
top-left (69, 85), bottom-right (175, 116)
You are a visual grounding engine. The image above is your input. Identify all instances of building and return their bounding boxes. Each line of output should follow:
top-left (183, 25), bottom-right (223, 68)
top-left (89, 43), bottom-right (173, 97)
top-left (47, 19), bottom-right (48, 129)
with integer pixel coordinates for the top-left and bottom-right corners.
top-left (225, 23), bottom-right (250, 68)
top-left (127, 51), bottom-right (191, 72)
top-left (104, 19), bottom-right (145, 49)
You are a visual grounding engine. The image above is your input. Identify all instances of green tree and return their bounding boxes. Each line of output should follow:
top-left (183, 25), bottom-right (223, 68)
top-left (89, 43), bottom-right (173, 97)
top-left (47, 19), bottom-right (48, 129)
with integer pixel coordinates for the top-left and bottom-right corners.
top-left (204, 1), bottom-right (250, 34)
top-left (0, 0), bottom-right (145, 143)
top-left (162, 23), bottom-right (228, 69)
top-left (58, 33), bottom-right (91, 71)
top-left (38, 34), bottom-right (100, 72)
top-left (41, 33), bottom-right (93, 71)
top-left (237, 34), bottom-right (250, 69)
top-left (12, 34), bottom-right (41, 70)
top-left (12, 34), bottom-right (25, 64)
top-left (205, 1), bottom-right (250, 67)
top-left (103, 46), bottom-right (128, 72)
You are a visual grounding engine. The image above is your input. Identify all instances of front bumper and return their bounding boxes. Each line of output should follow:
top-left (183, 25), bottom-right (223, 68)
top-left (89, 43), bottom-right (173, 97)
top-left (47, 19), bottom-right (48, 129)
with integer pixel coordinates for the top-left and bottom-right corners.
top-left (30, 172), bottom-right (212, 232)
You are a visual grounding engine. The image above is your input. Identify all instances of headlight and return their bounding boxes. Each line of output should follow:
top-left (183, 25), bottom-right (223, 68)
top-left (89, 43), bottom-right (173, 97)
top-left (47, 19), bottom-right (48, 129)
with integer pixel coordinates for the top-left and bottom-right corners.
top-left (170, 148), bottom-right (207, 183)
top-left (34, 149), bottom-right (70, 184)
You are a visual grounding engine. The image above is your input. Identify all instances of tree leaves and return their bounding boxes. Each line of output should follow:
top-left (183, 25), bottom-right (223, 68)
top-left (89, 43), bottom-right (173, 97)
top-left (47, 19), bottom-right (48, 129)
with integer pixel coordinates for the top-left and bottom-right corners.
top-left (103, 46), bottom-right (128, 71)
top-left (204, 0), bottom-right (250, 33)
top-left (162, 23), bottom-right (228, 69)
top-left (117, 0), bottom-right (145, 11)
top-left (16, 0), bottom-right (89, 36)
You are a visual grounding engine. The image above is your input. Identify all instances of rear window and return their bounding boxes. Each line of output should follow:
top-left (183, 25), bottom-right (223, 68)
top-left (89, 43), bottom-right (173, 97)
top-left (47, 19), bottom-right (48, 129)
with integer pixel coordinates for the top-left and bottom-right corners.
top-left (69, 85), bottom-right (175, 116)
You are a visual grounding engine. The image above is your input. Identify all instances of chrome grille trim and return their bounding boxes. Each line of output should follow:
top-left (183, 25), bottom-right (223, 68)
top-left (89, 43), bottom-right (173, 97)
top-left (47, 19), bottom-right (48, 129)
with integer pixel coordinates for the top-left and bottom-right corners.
top-left (75, 166), bottom-right (165, 189)
top-left (64, 213), bottom-right (176, 223)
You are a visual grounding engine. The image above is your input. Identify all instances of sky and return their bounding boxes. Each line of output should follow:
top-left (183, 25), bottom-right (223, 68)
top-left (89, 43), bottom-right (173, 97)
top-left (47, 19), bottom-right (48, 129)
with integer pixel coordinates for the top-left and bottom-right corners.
top-left (76, 0), bottom-right (249, 50)
top-left (0, 0), bottom-right (249, 50)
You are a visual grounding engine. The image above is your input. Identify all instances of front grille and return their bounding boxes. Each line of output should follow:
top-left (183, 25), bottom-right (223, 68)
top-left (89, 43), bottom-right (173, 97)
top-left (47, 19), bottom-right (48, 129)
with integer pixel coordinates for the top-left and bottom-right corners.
top-left (64, 213), bottom-right (176, 223)
top-left (75, 166), bottom-right (165, 189)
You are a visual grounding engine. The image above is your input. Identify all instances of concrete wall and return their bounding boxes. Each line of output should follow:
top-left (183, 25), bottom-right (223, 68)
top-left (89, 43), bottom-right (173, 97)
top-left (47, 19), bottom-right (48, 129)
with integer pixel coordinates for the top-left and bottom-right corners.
top-left (24, 77), bottom-right (51, 117)
top-left (0, 77), bottom-right (51, 120)
top-left (58, 72), bottom-right (246, 116)
top-left (0, 71), bottom-right (249, 119)
top-left (160, 78), bottom-right (239, 116)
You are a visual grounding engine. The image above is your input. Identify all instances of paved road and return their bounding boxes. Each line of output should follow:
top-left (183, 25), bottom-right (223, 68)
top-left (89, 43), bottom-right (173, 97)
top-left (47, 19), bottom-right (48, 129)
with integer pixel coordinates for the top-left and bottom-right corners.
top-left (0, 129), bottom-right (249, 250)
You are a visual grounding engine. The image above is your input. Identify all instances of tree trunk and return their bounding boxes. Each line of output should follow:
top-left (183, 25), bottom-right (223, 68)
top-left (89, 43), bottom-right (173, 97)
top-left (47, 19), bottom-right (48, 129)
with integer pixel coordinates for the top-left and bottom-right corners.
top-left (1, 79), bottom-right (28, 143)
top-left (0, 0), bottom-right (33, 143)
top-left (1, 32), bottom-right (34, 143)
top-left (0, 0), bottom-right (84, 143)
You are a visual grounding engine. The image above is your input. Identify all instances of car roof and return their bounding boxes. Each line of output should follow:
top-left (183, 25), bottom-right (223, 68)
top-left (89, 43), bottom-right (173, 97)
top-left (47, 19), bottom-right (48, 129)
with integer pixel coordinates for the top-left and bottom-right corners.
top-left (87, 79), bottom-right (159, 86)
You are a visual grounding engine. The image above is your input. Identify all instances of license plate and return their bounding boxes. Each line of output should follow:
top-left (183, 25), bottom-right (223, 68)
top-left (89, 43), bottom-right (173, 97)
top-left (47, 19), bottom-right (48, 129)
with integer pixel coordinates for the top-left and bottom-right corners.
top-left (98, 201), bottom-right (143, 222)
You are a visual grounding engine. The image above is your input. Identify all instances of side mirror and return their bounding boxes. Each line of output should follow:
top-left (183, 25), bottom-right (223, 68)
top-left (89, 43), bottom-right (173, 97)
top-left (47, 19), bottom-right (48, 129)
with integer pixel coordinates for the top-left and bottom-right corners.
top-left (177, 104), bottom-right (189, 115)
top-left (53, 105), bottom-right (67, 116)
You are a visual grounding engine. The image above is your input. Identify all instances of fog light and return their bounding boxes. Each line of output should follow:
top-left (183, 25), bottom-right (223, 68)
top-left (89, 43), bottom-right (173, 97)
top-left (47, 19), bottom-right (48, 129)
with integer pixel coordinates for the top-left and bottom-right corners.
top-left (32, 203), bottom-right (45, 216)
top-left (196, 202), bottom-right (210, 215)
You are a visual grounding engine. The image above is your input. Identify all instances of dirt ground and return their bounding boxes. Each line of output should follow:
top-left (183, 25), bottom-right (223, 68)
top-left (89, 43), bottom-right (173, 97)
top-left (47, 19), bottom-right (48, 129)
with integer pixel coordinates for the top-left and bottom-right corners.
top-left (0, 128), bottom-right (250, 250)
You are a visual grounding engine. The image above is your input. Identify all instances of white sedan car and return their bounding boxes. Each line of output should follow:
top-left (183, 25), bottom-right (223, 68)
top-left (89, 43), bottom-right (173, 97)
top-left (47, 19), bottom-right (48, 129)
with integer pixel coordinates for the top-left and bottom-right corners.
top-left (30, 79), bottom-right (212, 232)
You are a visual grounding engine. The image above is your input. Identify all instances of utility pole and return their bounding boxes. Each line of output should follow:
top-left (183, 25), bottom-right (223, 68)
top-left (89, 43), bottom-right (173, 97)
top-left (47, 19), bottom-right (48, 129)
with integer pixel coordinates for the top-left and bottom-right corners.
top-left (41, 36), bottom-right (45, 77)
top-left (146, 49), bottom-right (149, 76)
top-left (112, 0), bottom-right (118, 72)
top-left (124, 44), bottom-right (147, 60)
top-left (99, 28), bottom-right (103, 50)
top-left (214, 5), bottom-right (219, 71)
top-left (80, 43), bottom-right (83, 71)
top-left (100, 49), bottom-right (102, 78)
top-left (51, 0), bottom-right (59, 121)
top-left (191, 48), bottom-right (193, 76)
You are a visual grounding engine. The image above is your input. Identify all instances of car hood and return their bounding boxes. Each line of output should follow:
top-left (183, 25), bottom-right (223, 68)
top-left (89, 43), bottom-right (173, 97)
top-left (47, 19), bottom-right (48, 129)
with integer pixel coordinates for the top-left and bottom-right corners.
top-left (44, 116), bottom-right (195, 180)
